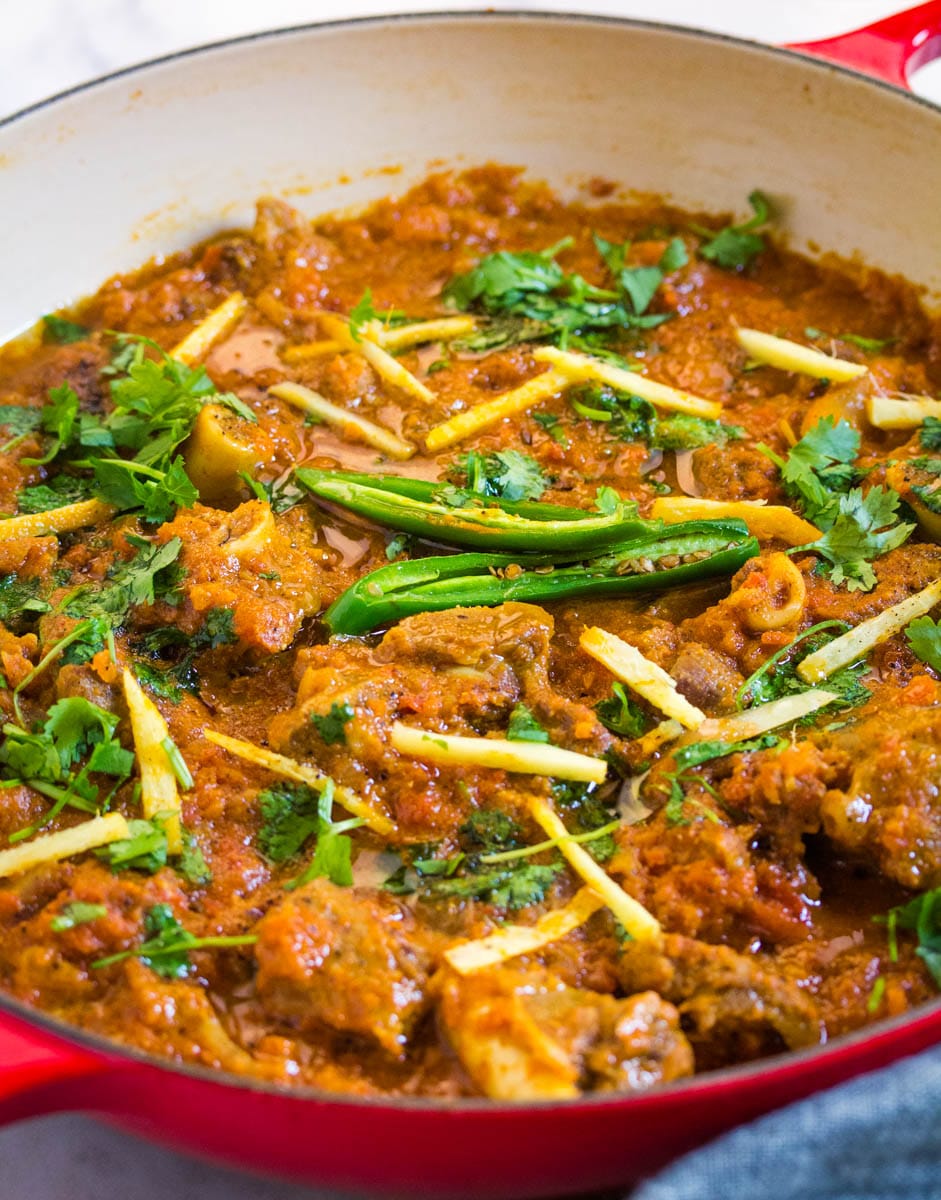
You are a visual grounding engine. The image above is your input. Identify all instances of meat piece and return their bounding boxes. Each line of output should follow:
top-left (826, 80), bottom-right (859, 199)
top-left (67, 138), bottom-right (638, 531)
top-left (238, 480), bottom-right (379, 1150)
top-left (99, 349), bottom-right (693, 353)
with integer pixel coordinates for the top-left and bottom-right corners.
top-left (610, 808), bottom-right (816, 946)
top-left (155, 500), bottom-right (324, 653)
top-left (718, 740), bottom-right (837, 863)
top-left (54, 662), bottom-right (118, 713)
top-left (668, 641), bottom-right (745, 714)
top-left (816, 702), bottom-right (941, 889)
top-left (254, 878), bottom-right (431, 1056)
top-left (375, 602), bottom-right (553, 680)
top-left (121, 960), bottom-right (291, 1080)
top-left (437, 967), bottom-right (693, 1100)
top-left (270, 603), bottom-right (612, 840)
top-left (776, 935), bottom-right (934, 1040)
top-left (617, 933), bottom-right (822, 1069)
top-left (0, 626), bottom-right (37, 689)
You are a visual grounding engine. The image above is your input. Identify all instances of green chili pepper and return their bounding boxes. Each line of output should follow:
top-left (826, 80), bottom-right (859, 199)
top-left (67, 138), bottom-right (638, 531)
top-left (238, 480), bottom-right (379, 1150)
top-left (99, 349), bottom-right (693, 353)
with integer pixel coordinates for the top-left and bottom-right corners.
top-left (295, 467), bottom-right (652, 552)
top-left (325, 519), bottom-right (758, 635)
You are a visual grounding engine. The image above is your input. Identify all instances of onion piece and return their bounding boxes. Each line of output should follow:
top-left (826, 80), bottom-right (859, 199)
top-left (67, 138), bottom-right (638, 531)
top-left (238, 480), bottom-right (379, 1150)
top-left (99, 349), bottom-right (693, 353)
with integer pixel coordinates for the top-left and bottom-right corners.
top-left (673, 449), bottom-right (701, 497)
top-left (639, 449), bottom-right (663, 476)
top-left (617, 772), bottom-right (653, 826)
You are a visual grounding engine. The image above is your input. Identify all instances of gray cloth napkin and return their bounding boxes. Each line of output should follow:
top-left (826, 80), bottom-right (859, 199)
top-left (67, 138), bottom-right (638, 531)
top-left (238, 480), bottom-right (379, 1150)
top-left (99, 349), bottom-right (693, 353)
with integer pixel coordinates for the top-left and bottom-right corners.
top-left (631, 1045), bottom-right (941, 1200)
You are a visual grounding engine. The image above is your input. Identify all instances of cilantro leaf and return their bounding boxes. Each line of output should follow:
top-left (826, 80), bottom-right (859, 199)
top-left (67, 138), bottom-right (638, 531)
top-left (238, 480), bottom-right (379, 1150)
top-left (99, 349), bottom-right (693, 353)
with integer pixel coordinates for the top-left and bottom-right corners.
top-left (459, 809), bottom-right (522, 852)
top-left (43, 697), bottom-right (122, 769)
top-left (445, 239), bottom-right (573, 311)
top-left (506, 703), bottom-right (550, 744)
top-left (22, 384), bottom-right (79, 467)
top-left (16, 474), bottom-right (92, 514)
top-left (672, 733), bottom-right (782, 773)
top-left (198, 608), bottom-right (236, 649)
top-left (763, 417), bottom-right (911, 592)
top-left (136, 904), bottom-right (194, 978)
top-left (91, 455), bottom-right (198, 524)
top-left (0, 574), bottom-right (50, 631)
top-left (906, 616), bottom-right (941, 673)
top-left (91, 903), bottom-right (257, 977)
top-left (287, 824), bottom-right (355, 890)
top-left (258, 782), bottom-right (322, 863)
top-left (133, 662), bottom-right (184, 704)
top-left (68, 536), bottom-right (183, 625)
top-left (0, 696), bottom-right (132, 831)
top-left (178, 830), bottom-right (212, 886)
top-left (459, 449), bottom-right (548, 502)
top-left (737, 620), bottom-right (870, 711)
top-left (883, 887), bottom-right (941, 988)
top-left (50, 901), bottom-right (107, 931)
top-left (660, 733), bottom-right (783, 825)
top-left (26, 335), bottom-right (240, 523)
top-left (595, 235), bottom-right (688, 317)
top-left (570, 384), bottom-right (742, 449)
top-left (0, 725), bottom-right (62, 787)
top-left (551, 780), bottom-right (617, 862)
top-left (920, 418), bottom-right (941, 451)
top-left (595, 682), bottom-right (649, 738)
top-left (98, 818), bottom-right (169, 874)
top-left (765, 416), bottom-right (861, 522)
top-left (258, 779), bottom-right (360, 888)
top-left (695, 190), bottom-right (770, 271)
top-left (133, 607), bottom-right (236, 703)
top-left (348, 289), bottom-right (408, 342)
top-left (423, 862), bottom-right (562, 909)
top-left (106, 342), bottom-right (214, 463)
top-left (0, 405), bottom-right (43, 439)
top-left (309, 702), bottom-right (354, 746)
top-left (444, 235), bottom-right (671, 349)
top-left (906, 456), bottom-right (941, 516)
top-left (42, 314), bottom-right (90, 344)
top-left (808, 486), bottom-right (913, 592)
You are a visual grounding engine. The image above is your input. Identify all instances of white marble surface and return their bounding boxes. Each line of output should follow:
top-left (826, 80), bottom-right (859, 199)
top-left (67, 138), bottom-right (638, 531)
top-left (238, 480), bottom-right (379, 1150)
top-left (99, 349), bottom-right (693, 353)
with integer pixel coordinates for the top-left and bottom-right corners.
top-left (0, 3), bottom-right (938, 1198)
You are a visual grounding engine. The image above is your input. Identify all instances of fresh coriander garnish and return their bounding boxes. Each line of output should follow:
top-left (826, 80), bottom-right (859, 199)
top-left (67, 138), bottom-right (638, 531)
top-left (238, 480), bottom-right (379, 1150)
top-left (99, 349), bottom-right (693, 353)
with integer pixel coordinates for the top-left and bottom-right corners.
top-left (457, 449), bottom-right (548, 502)
top-left (257, 779), bottom-right (362, 888)
top-left (42, 314), bottom-right (90, 344)
top-left (50, 902), bottom-right (108, 931)
top-left (92, 903), bottom-right (256, 978)
top-left (761, 417), bottom-right (913, 591)
top-left (506, 704), bottom-right (550, 744)
top-left (309, 702), bottom-right (354, 746)
top-left (692, 190), bottom-right (770, 271)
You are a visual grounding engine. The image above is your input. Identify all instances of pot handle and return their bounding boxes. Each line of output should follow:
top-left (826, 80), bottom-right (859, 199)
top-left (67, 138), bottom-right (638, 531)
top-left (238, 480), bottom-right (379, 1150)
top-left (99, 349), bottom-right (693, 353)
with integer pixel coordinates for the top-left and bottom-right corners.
top-left (787, 0), bottom-right (941, 89)
top-left (0, 1011), bottom-right (113, 1123)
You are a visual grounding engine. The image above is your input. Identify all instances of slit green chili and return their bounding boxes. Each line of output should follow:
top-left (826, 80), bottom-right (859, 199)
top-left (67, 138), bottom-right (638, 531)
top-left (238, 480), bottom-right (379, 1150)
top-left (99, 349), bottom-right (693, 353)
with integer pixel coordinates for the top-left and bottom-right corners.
top-left (325, 519), bottom-right (758, 635)
top-left (295, 467), bottom-right (653, 552)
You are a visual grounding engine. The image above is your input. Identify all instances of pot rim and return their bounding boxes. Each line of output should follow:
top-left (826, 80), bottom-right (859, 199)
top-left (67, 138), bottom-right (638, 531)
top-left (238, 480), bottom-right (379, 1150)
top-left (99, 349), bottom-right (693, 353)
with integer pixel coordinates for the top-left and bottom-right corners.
top-left (4, 980), bottom-right (940, 1114)
top-left (2, 5), bottom-right (939, 1118)
top-left (2, 7), bottom-right (940, 135)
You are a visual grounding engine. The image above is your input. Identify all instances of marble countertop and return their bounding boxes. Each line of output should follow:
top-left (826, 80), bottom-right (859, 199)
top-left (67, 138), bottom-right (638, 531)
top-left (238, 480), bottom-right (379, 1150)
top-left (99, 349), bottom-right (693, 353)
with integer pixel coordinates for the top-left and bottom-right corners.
top-left (0, 3), bottom-right (936, 1198)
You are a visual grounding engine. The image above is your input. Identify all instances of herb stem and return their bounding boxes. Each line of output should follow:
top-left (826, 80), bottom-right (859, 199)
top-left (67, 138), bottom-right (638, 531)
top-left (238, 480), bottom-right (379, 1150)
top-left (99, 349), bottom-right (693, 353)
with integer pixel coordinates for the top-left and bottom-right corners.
top-left (92, 933), bottom-right (258, 971)
top-left (12, 620), bottom-right (96, 726)
top-left (735, 619), bottom-right (850, 710)
top-left (479, 818), bottom-right (621, 864)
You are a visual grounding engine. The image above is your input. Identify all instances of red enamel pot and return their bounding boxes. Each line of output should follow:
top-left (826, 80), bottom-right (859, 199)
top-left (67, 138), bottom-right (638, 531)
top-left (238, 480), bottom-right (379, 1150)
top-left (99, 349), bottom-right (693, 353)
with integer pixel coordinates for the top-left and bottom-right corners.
top-left (3, 7), bottom-right (941, 1196)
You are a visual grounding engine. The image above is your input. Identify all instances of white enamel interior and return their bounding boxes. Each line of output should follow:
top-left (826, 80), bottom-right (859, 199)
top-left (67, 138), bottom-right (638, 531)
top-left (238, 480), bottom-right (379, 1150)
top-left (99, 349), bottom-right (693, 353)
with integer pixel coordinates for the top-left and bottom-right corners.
top-left (2, 13), bottom-right (940, 340)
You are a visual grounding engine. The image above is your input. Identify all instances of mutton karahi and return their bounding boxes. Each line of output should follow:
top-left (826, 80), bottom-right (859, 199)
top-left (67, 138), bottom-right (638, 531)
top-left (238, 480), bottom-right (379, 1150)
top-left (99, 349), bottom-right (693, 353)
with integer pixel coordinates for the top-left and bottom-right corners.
top-left (1, 165), bottom-right (940, 1100)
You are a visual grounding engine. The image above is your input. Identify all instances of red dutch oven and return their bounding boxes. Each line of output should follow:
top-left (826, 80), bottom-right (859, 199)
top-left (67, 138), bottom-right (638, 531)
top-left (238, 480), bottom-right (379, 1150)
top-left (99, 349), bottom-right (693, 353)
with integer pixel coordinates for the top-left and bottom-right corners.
top-left (3, 6), bottom-right (941, 1196)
